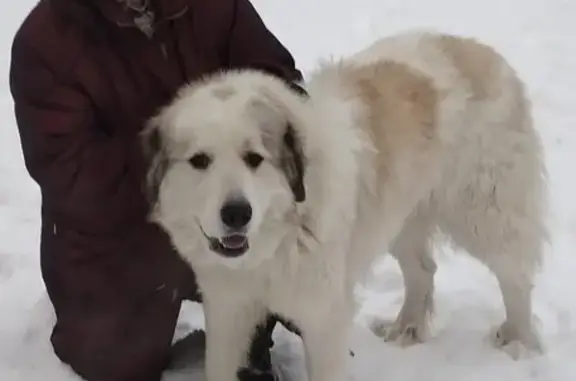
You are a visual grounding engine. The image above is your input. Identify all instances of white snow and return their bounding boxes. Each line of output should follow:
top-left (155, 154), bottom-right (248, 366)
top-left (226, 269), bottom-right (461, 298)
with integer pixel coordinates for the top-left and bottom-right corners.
top-left (1, 0), bottom-right (575, 380)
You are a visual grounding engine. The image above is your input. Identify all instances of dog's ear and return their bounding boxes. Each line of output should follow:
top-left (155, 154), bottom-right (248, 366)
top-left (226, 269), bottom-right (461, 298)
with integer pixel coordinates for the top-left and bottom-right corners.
top-left (140, 116), bottom-right (170, 207)
top-left (280, 123), bottom-right (306, 202)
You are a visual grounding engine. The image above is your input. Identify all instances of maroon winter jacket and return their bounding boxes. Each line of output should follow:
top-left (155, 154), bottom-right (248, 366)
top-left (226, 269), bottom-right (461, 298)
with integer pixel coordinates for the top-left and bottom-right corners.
top-left (10, 0), bottom-right (301, 296)
top-left (10, 1), bottom-right (301, 378)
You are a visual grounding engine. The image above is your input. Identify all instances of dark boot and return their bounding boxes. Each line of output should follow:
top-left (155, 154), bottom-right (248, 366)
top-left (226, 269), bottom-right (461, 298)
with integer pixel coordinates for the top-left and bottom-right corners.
top-left (238, 315), bottom-right (279, 381)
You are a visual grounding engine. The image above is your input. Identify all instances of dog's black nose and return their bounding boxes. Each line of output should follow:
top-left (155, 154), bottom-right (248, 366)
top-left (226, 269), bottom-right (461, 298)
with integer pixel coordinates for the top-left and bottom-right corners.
top-left (220, 199), bottom-right (252, 229)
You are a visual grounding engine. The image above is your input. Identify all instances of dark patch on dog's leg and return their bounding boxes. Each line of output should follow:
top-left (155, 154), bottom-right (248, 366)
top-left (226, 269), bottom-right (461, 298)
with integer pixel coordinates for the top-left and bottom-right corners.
top-left (167, 329), bottom-right (206, 370)
top-left (237, 367), bottom-right (278, 381)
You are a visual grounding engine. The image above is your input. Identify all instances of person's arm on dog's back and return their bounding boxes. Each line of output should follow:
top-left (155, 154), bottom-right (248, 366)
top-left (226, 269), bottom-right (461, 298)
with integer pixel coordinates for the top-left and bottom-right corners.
top-left (222, 0), bottom-right (304, 82)
top-left (10, 36), bottom-right (145, 235)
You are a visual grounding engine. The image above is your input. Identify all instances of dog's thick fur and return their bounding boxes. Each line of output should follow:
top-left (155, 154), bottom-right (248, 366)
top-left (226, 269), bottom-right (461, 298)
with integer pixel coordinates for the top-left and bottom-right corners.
top-left (143, 31), bottom-right (547, 381)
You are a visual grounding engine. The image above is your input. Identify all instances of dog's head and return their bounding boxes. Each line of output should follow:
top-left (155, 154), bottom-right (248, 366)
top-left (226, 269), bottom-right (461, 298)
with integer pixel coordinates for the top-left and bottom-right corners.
top-left (141, 71), bottom-right (308, 265)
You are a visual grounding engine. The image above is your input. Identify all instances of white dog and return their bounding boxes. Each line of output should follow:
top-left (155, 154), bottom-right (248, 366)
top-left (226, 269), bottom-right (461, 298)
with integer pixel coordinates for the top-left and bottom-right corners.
top-left (142, 30), bottom-right (547, 381)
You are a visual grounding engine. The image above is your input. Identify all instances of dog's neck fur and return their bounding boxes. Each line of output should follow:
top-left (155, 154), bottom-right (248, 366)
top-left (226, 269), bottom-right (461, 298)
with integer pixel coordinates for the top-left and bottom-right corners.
top-left (295, 63), bottom-right (377, 242)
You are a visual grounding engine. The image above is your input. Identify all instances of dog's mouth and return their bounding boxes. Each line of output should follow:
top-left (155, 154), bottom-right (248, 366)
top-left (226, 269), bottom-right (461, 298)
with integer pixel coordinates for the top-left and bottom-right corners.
top-left (209, 234), bottom-right (249, 257)
top-left (198, 223), bottom-right (249, 257)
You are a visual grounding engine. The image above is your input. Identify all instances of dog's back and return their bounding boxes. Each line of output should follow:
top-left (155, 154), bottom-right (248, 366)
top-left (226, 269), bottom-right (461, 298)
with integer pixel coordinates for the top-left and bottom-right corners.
top-left (349, 31), bottom-right (546, 240)
top-left (310, 31), bottom-right (546, 239)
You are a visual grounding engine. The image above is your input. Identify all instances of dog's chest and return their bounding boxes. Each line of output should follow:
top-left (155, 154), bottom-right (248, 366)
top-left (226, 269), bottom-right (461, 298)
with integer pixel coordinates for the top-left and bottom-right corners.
top-left (262, 257), bottom-right (346, 325)
top-left (266, 282), bottom-right (329, 325)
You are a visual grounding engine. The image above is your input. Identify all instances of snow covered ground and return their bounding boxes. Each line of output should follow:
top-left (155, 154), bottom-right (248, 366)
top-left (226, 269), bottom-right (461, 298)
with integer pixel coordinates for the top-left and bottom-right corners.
top-left (1, 0), bottom-right (575, 380)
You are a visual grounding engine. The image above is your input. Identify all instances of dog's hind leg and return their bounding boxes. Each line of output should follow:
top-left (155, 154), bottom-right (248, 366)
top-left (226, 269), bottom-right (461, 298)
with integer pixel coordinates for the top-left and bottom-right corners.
top-left (444, 208), bottom-right (545, 358)
top-left (371, 209), bottom-right (437, 346)
top-left (439, 161), bottom-right (546, 358)
top-left (486, 243), bottom-right (544, 358)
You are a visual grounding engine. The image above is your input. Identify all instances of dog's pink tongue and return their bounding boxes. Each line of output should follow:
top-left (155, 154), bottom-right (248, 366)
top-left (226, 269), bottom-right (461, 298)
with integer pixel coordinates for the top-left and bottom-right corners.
top-left (221, 235), bottom-right (247, 249)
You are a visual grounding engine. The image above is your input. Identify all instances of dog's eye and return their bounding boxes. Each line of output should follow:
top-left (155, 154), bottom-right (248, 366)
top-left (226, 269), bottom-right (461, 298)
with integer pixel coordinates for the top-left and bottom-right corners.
top-left (244, 152), bottom-right (264, 169)
top-left (188, 152), bottom-right (212, 170)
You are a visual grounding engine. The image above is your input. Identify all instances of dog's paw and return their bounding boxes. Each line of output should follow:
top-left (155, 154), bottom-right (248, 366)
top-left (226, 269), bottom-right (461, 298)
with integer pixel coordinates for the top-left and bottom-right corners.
top-left (488, 321), bottom-right (544, 360)
top-left (237, 367), bottom-right (278, 381)
top-left (369, 317), bottom-right (429, 347)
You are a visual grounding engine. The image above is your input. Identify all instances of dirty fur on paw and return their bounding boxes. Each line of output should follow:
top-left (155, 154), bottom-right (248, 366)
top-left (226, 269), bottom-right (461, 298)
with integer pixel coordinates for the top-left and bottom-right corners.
top-left (369, 317), bottom-right (430, 346)
top-left (487, 322), bottom-right (544, 360)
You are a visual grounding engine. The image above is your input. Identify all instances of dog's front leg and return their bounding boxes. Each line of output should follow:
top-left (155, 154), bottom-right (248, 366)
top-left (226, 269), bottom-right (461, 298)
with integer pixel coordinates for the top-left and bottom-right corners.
top-left (301, 303), bottom-right (352, 381)
top-left (204, 297), bottom-right (264, 381)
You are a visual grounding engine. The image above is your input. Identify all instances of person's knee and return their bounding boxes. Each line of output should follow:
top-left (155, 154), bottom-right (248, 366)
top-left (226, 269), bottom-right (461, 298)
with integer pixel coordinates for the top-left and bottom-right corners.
top-left (50, 308), bottom-right (178, 381)
top-left (52, 324), bottom-right (167, 381)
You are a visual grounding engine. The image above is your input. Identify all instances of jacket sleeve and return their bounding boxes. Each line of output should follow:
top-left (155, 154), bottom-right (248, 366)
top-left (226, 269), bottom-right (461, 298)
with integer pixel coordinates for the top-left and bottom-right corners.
top-left (10, 37), bottom-right (147, 235)
top-left (224, 0), bottom-right (304, 82)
